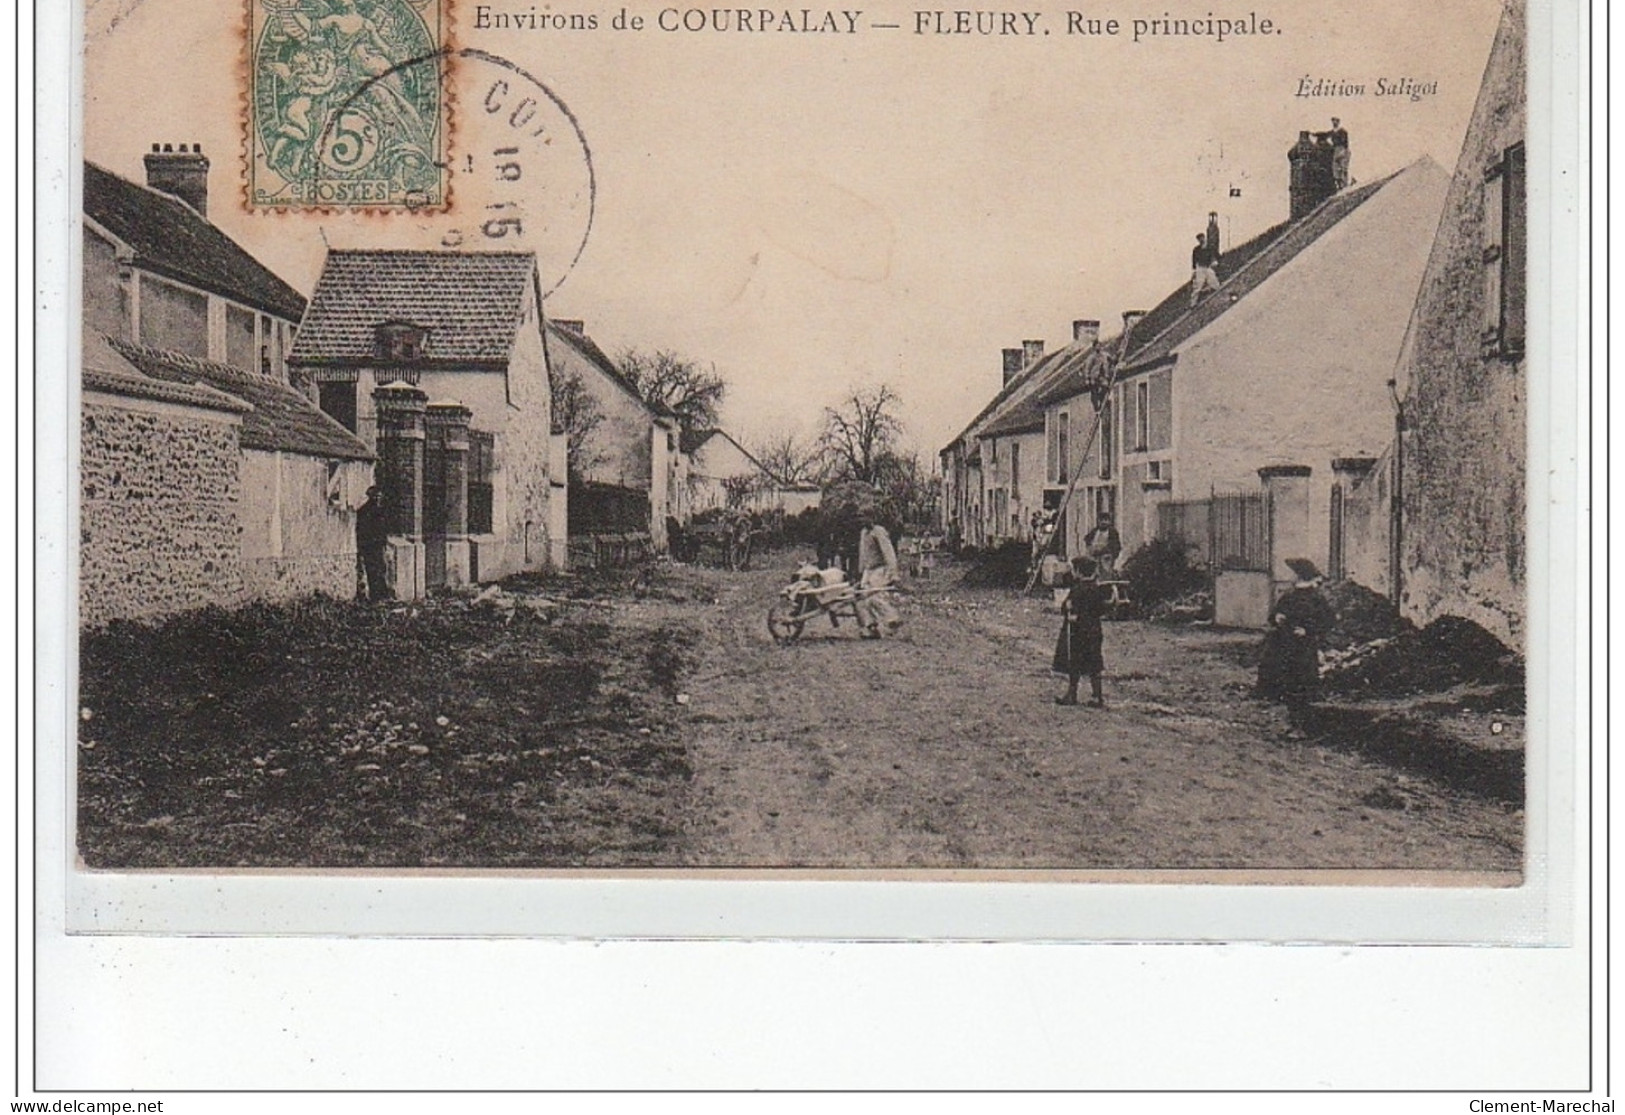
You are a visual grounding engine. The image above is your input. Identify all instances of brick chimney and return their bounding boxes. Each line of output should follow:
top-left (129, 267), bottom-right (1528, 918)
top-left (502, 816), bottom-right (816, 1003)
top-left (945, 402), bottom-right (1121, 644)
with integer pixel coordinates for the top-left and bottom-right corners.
top-left (144, 143), bottom-right (210, 217)
top-left (1001, 348), bottom-right (1024, 385)
top-left (1072, 319), bottom-right (1100, 347)
top-left (1287, 130), bottom-right (1336, 221)
top-left (1022, 339), bottom-right (1045, 367)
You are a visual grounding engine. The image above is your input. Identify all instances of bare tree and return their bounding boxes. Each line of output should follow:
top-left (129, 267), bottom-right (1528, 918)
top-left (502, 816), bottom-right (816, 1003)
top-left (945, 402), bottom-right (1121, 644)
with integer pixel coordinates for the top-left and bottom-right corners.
top-left (819, 384), bottom-right (905, 485)
top-left (618, 348), bottom-right (727, 437)
top-left (550, 368), bottom-right (606, 482)
top-left (873, 448), bottom-right (939, 531)
top-left (751, 428), bottom-right (820, 486)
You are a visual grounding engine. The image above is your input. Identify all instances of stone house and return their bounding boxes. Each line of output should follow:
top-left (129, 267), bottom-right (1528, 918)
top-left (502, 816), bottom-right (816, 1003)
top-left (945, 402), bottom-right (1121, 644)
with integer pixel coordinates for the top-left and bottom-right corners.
top-left (681, 428), bottom-right (795, 515)
top-left (80, 154), bottom-right (374, 627)
top-left (939, 332), bottom-right (1097, 549)
top-left (290, 250), bottom-right (567, 595)
top-left (1342, 0), bottom-right (1526, 647)
top-left (84, 150), bottom-right (304, 383)
top-left (545, 320), bottom-right (682, 551)
top-left (1035, 149), bottom-right (1450, 618)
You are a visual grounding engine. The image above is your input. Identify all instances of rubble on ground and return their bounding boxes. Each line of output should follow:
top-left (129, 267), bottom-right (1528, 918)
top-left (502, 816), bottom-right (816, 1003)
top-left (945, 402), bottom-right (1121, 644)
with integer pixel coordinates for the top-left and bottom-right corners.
top-left (1322, 614), bottom-right (1523, 701)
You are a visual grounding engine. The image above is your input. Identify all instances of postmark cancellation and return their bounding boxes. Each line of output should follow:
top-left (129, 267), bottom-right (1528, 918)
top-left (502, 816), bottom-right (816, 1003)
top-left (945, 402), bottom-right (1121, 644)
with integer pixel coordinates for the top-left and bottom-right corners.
top-left (246, 0), bottom-right (450, 210)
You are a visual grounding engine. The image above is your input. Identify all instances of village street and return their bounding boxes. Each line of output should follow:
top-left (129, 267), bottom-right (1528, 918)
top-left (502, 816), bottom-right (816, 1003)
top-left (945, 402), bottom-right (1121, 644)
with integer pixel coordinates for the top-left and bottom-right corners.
top-left (77, 551), bottom-right (1524, 874)
top-left (648, 555), bottom-right (1523, 873)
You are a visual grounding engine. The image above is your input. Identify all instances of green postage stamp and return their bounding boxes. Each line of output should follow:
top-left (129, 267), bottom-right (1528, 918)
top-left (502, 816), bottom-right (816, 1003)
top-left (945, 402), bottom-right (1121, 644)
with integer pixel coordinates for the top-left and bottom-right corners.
top-left (247, 0), bottom-right (448, 210)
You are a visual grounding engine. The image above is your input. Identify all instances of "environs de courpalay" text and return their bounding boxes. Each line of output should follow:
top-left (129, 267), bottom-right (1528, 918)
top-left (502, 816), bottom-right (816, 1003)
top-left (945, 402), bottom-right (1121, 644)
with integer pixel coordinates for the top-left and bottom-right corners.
top-left (471, 6), bottom-right (1283, 42)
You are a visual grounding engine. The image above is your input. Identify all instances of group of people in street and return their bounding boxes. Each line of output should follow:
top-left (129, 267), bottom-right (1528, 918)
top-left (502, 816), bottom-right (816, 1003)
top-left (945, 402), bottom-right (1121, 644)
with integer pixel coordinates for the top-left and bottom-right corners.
top-left (1050, 536), bottom-right (1334, 722)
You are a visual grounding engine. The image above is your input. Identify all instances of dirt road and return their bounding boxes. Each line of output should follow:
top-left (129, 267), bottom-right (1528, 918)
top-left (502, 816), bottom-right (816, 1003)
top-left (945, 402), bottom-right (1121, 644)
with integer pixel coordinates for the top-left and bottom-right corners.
top-left (655, 554), bottom-right (1522, 873)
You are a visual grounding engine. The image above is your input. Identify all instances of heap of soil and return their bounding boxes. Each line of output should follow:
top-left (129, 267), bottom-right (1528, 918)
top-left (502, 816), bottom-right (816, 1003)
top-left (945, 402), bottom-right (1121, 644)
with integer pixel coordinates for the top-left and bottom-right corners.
top-left (1321, 580), bottom-right (1414, 651)
top-left (1323, 614), bottom-right (1523, 699)
top-left (957, 541), bottom-right (1033, 589)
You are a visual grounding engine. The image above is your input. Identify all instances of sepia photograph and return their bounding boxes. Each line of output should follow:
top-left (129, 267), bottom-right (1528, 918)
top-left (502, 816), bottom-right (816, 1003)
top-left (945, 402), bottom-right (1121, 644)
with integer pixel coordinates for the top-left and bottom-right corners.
top-left (72, 0), bottom-right (1534, 885)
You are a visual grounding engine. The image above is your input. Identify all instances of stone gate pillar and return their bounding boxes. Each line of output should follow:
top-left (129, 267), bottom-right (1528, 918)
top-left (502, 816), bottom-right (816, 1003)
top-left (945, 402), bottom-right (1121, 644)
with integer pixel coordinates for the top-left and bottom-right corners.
top-left (425, 400), bottom-right (473, 587)
top-left (373, 381), bottom-right (428, 599)
top-left (1259, 463), bottom-right (1314, 600)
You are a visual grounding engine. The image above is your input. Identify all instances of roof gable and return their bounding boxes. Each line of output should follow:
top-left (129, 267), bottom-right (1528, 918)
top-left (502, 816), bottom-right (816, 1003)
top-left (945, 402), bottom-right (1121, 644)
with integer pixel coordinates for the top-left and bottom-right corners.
top-left (546, 323), bottom-right (673, 418)
top-left (686, 428), bottom-right (767, 475)
top-left (1119, 168), bottom-right (1407, 373)
top-left (291, 250), bottom-right (537, 365)
top-left (83, 162), bottom-right (308, 322)
top-left (109, 339), bottom-right (372, 461)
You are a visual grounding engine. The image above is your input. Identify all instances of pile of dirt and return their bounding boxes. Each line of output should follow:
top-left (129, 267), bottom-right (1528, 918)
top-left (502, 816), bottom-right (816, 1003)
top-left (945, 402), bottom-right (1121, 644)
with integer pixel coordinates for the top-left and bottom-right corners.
top-left (957, 542), bottom-right (1033, 589)
top-left (1321, 580), bottom-right (1414, 651)
top-left (1323, 614), bottom-right (1523, 699)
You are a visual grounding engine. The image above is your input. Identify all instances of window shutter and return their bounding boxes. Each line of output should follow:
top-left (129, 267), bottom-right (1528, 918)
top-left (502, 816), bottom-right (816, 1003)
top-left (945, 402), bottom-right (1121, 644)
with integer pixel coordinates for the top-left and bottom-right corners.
top-left (1502, 143), bottom-right (1526, 355)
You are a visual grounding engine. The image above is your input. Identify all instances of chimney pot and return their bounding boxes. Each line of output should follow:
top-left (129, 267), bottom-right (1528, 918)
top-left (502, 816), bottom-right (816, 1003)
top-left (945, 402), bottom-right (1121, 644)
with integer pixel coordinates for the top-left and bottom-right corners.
top-left (145, 143), bottom-right (211, 217)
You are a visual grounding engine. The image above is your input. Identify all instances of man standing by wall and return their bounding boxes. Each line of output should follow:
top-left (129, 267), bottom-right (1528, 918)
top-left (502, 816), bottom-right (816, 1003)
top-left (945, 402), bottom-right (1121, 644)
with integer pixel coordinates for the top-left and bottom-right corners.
top-left (356, 485), bottom-right (393, 601)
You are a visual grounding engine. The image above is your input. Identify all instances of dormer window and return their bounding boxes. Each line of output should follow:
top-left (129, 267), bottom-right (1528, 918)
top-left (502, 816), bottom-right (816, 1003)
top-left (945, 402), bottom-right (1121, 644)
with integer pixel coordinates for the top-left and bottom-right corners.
top-left (374, 321), bottom-right (430, 362)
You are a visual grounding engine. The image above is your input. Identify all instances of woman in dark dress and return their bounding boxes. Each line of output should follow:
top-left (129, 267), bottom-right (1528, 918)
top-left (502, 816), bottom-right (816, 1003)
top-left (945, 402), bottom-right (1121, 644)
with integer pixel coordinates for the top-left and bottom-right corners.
top-left (1053, 556), bottom-right (1107, 707)
top-left (1256, 558), bottom-right (1334, 707)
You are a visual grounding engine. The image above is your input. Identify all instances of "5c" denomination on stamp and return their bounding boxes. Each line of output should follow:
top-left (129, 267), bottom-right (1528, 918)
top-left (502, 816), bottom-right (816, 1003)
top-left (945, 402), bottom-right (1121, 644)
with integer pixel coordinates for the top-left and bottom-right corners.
top-left (247, 0), bottom-right (450, 211)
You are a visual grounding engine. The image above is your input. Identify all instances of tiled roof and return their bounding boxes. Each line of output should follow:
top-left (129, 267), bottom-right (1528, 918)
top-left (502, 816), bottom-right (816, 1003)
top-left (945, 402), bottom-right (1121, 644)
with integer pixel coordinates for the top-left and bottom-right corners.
top-left (109, 339), bottom-right (373, 461)
top-left (943, 345), bottom-right (1072, 452)
top-left (979, 346), bottom-right (1099, 437)
top-left (547, 323), bottom-right (676, 418)
top-left (1031, 329), bottom-right (1137, 408)
top-left (83, 162), bottom-right (308, 322)
top-left (1118, 171), bottom-right (1399, 374)
top-left (290, 250), bottom-right (537, 364)
top-left (82, 332), bottom-right (254, 413)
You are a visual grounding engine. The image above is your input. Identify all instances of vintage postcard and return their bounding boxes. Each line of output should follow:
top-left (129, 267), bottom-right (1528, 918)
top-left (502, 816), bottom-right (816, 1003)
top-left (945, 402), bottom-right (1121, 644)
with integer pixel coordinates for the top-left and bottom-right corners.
top-left (64, 0), bottom-right (1575, 940)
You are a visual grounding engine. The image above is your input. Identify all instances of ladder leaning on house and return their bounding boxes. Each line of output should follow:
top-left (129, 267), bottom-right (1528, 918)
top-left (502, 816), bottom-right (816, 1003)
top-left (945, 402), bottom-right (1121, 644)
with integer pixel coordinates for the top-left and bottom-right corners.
top-left (1021, 358), bottom-right (1127, 596)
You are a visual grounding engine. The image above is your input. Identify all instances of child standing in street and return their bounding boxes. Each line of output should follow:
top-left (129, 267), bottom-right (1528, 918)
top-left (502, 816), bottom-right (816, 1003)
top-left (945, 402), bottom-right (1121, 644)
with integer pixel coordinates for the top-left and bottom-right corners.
top-left (1053, 556), bottom-right (1107, 707)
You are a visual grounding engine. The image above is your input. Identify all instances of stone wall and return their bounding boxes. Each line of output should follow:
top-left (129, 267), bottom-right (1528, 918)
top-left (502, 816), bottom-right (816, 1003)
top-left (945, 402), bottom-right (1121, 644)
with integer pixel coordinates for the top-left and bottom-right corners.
top-left (81, 392), bottom-right (245, 627)
top-left (240, 450), bottom-right (370, 603)
top-left (1338, 450), bottom-right (1394, 599)
top-left (1396, 4), bottom-right (1526, 648)
top-left (496, 284), bottom-right (558, 574)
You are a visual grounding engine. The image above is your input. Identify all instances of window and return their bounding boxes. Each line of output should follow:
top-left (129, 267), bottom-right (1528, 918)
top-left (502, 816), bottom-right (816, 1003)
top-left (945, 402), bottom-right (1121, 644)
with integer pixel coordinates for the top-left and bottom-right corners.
top-left (375, 321), bottom-right (430, 362)
top-left (1144, 459), bottom-right (1172, 489)
top-left (226, 305), bottom-right (257, 371)
top-left (469, 431), bottom-right (496, 534)
top-left (319, 380), bottom-right (359, 434)
top-left (1135, 381), bottom-right (1150, 451)
top-left (1009, 442), bottom-right (1020, 495)
top-left (1093, 486), bottom-right (1115, 523)
top-left (1483, 142), bottom-right (1526, 357)
top-left (139, 275), bottom-right (208, 357)
top-left (1056, 413), bottom-right (1069, 485)
top-left (1097, 401), bottom-right (1114, 479)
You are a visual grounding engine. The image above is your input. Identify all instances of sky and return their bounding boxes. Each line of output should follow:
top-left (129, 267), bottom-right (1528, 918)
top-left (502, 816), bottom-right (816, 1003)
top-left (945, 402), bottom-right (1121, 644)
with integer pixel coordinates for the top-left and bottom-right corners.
top-left (83, 0), bottom-right (1505, 458)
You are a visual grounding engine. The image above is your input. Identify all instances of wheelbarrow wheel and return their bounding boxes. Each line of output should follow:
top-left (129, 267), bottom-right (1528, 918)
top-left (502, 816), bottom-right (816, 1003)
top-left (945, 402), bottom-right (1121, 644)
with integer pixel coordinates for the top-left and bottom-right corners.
top-left (767, 604), bottom-right (807, 643)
